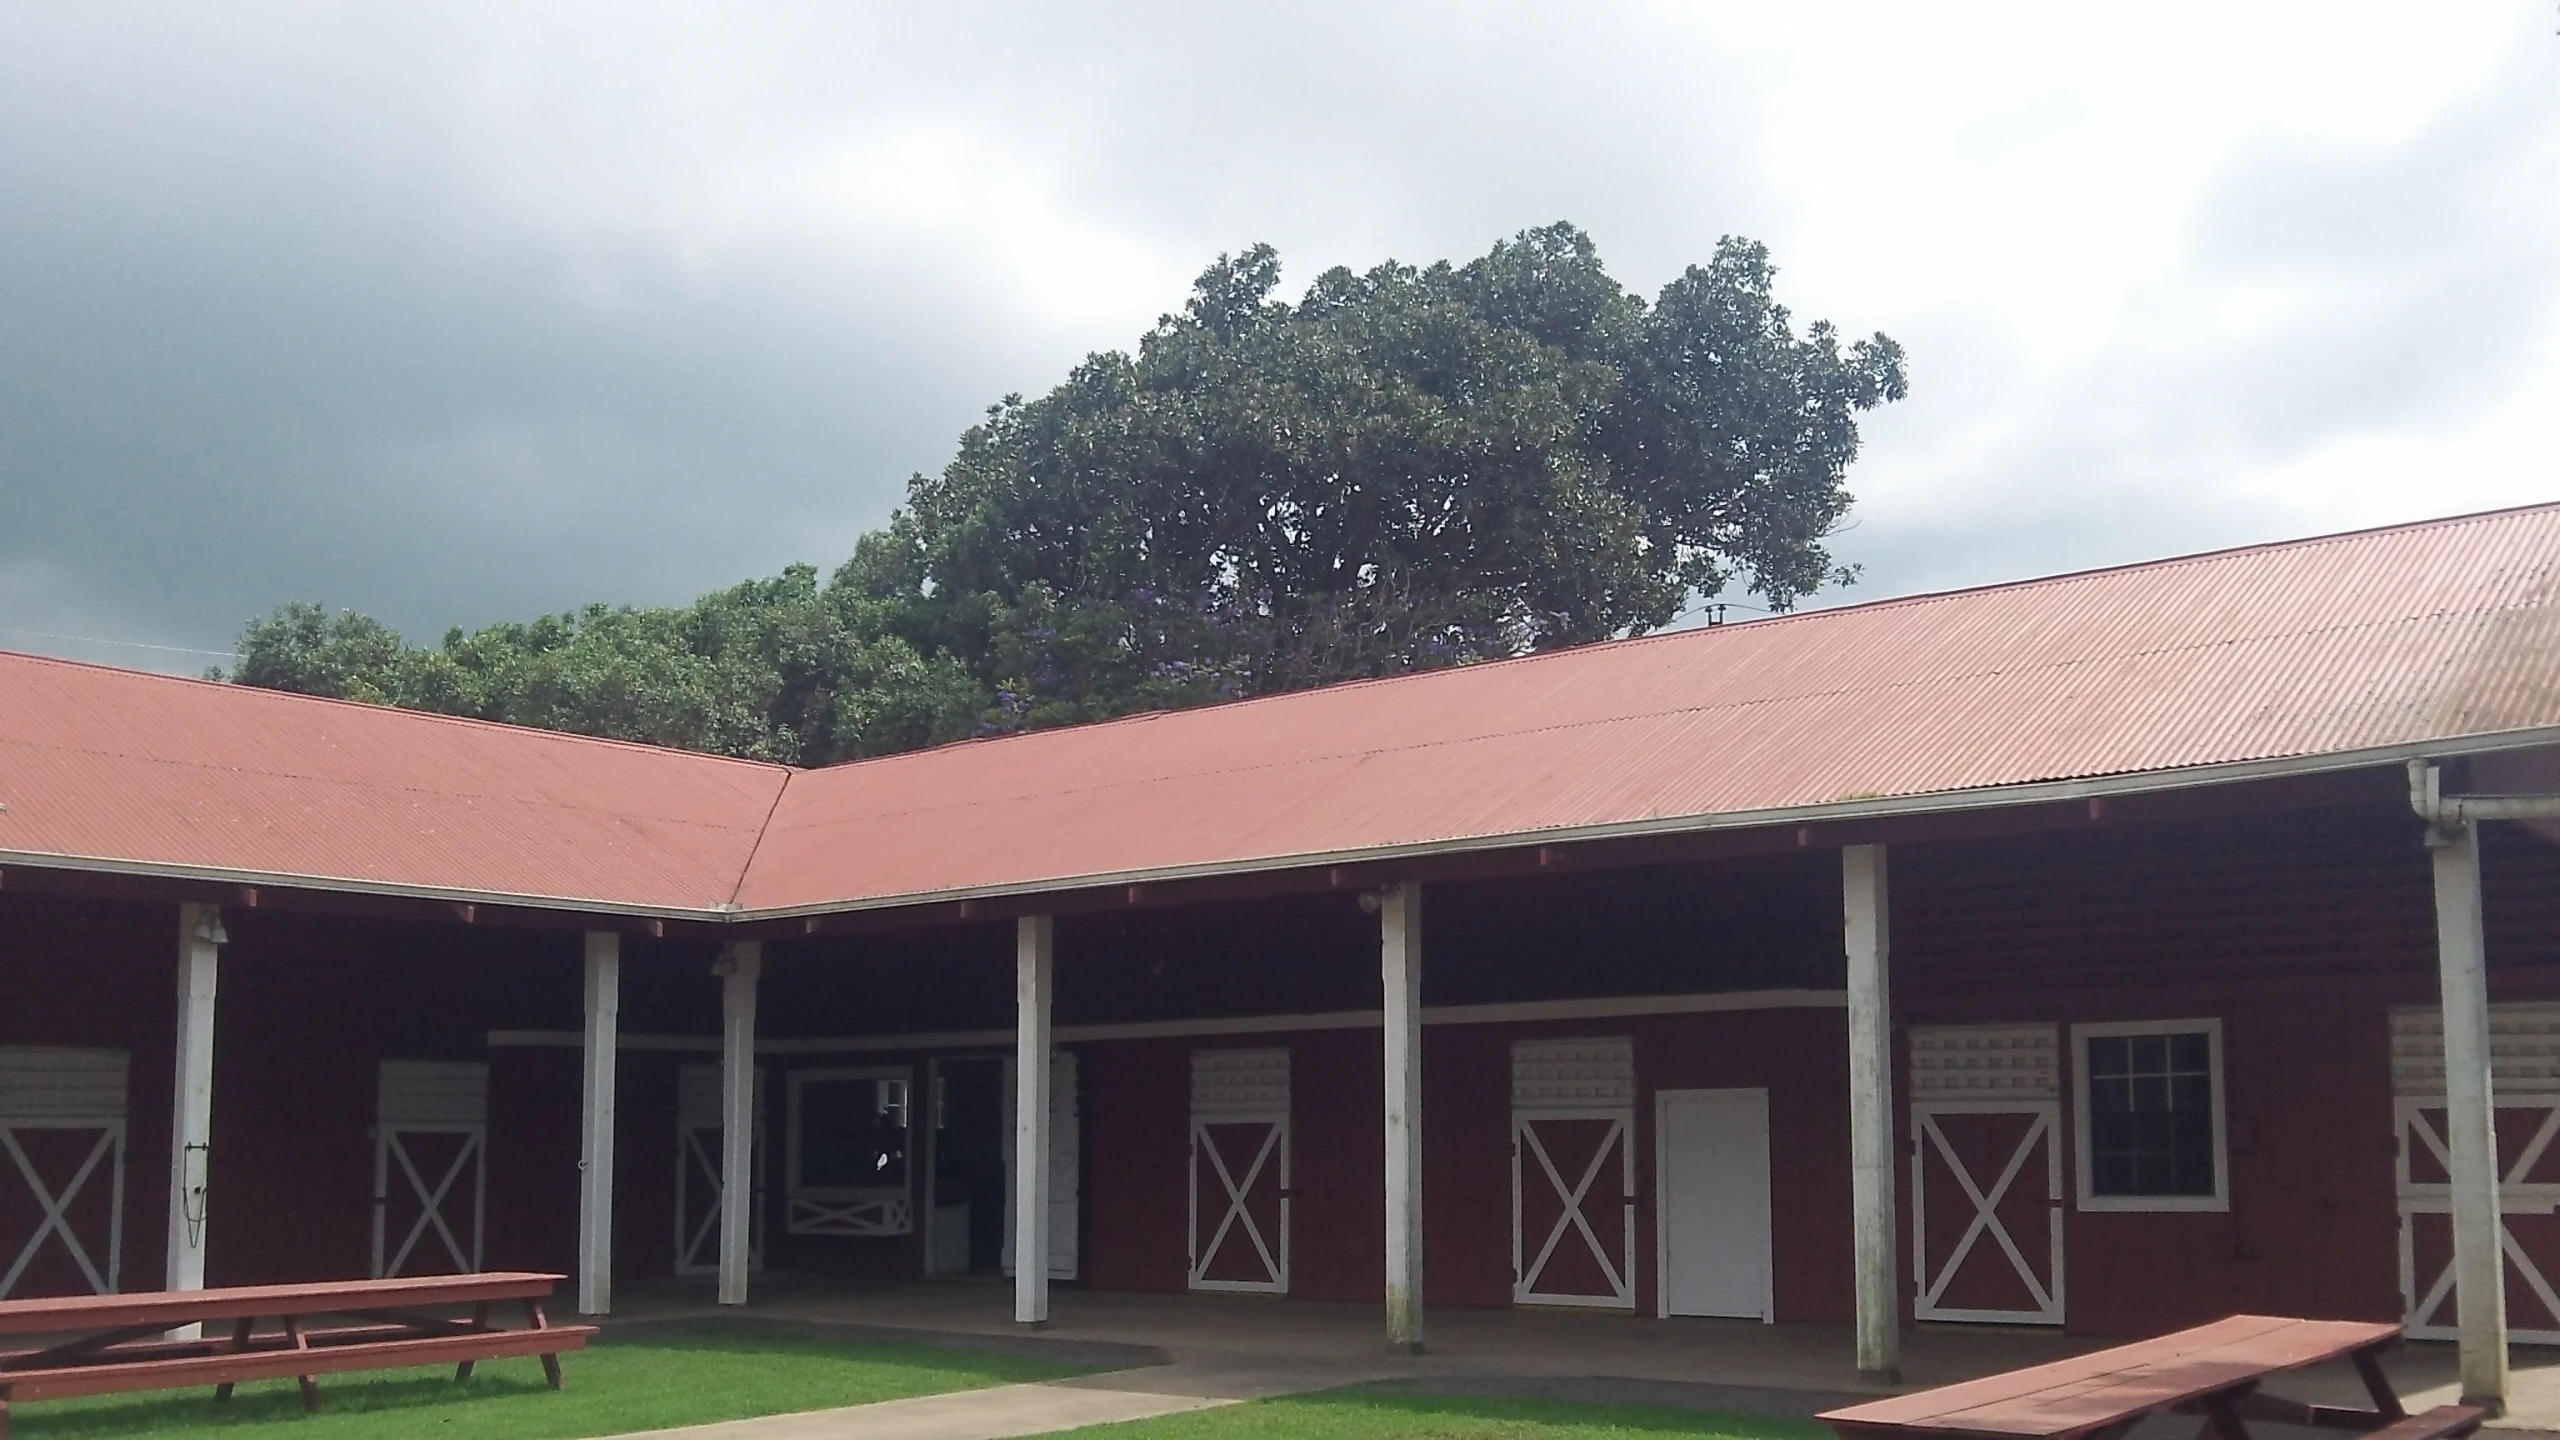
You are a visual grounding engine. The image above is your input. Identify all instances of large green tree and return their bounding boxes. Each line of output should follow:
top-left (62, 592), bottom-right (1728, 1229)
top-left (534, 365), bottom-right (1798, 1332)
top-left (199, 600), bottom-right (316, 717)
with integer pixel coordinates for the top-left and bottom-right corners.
top-left (854, 223), bottom-right (1904, 726)
top-left (225, 224), bottom-right (1905, 759)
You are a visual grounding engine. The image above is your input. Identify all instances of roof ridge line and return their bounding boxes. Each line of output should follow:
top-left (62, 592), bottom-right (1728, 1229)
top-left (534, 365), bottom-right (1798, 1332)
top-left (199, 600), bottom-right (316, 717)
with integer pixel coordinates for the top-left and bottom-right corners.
top-left (730, 764), bottom-right (798, 909)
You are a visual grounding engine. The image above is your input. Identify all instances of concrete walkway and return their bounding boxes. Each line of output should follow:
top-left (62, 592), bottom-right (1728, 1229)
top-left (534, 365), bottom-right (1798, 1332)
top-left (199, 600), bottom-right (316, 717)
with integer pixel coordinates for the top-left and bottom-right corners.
top-left (606, 1355), bottom-right (1387, 1440)
top-left (596, 1277), bottom-right (2560, 1439)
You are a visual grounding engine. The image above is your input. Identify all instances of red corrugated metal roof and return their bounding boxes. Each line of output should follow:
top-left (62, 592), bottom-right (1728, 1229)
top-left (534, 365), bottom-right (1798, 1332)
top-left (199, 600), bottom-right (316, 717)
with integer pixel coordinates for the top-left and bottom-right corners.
top-left (5, 503), bottom-right (2558, 917)
top-left (736, 503), bottom-right (2560, 912)
top-left (0, 658), bottom-right (788, 912)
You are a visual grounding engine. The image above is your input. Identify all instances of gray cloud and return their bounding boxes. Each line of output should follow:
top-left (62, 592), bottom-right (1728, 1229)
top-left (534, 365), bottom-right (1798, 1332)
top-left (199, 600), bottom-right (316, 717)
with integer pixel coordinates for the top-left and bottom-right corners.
top-left (2, 2), bottom-right (2551, 667)
top-left (1815, 28), bottom-right (2560, 610)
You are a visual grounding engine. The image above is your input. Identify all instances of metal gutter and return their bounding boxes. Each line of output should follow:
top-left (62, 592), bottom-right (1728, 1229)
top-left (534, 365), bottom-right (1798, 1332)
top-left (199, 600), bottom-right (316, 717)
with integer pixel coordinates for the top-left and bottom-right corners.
top-left (2408, 758), bottom-right (2560, 828)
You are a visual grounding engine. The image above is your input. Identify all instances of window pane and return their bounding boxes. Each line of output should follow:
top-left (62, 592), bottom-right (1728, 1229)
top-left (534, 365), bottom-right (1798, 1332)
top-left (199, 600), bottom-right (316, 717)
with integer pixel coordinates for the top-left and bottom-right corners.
top-left (2086, 1026), bottom-right (2216, 1199)
top-left (2129, 1033), bottom-right (2167, 1073)
top-left (2095, 1150), bottom-right (2136, 1194)
top-left (2092, 1076), bottom-right (2131, 1115)
top-left (2134, 1074), bottom-right (2169, 1113)
top-left (2088, 1036), bottom-right (2129, 1078)
top-left (2170, 1032), bottom-right (2210, 1072)
top-left (2168, 1112), bottom-right (2216, 1195)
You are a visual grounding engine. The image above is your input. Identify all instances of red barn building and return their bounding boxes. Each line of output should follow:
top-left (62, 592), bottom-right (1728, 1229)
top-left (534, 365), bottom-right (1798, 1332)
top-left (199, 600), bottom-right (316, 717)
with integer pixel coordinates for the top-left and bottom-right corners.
top-left (5, 504), bottom-right (2559, 1402)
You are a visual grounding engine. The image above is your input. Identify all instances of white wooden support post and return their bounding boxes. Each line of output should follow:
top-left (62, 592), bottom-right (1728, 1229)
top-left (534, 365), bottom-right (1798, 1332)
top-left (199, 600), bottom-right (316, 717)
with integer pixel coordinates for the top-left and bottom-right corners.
top-left (2432, 820), bottom-right (2508, 1411)
top-left (716, 940), bottom-right (760, 1308)
top-left (167, 904), bottom-right (224, 1317)
top-left (1380, 882), bottom-right (1425, 1354)
top-left (577, 931), bottom-right (620, 1316)
top-left (1844, 845), bottom-right (1899, 1384)
top-left (1015, 915), bottom-right (1055, 1326)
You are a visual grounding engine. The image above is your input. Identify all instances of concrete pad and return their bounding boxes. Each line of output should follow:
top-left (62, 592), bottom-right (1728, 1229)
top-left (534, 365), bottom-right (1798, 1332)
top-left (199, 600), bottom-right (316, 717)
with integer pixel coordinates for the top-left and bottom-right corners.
top-left (603, 1380), bottom-right (1226, 1440)
top-left (605, 1356), bottom-right (1390, 1440)
top-left (598, 1277), bottom-right (2560, 1435)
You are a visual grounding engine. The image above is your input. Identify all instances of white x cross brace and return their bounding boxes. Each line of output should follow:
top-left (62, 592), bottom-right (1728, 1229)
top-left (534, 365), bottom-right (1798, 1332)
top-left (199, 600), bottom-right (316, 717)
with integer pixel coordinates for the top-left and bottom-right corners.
top-left (1516, 1116), bottom-right (1631, 1303)
top-left (0, 1125), bottom-right (121, 1298)
top-left (1192, 1120), bottom-right (1284, 1287)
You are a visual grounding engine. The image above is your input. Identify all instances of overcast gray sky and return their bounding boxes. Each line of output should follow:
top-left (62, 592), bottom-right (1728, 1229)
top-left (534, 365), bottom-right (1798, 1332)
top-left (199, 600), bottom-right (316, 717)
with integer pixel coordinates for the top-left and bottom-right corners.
top-left (4, 2), bottom-right (2555, 672)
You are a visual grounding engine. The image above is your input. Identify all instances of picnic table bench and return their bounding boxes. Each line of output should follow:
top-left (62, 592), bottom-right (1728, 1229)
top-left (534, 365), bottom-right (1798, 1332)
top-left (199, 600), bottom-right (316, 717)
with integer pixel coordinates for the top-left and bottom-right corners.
top-left (0, 1271), bottom-right (594, 1438)
top-left (1820, 1316), bottom-right (2485, 1440)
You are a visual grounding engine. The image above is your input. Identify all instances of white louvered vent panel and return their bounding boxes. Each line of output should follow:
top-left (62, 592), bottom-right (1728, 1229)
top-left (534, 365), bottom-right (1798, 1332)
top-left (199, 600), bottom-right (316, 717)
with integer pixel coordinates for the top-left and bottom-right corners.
top-left (679, 1064), bottom-right (723, 1128)
top-left (1511, 1037), bottom-right (1635, 1110)
top-left (2393, 1004), bottom-right (2560, 1096)
top-left (377, 1061), bottom-right (489, 1126)
top-left (1910, 1024), bottom-right (2060, 1102)
top-left (680, 1064), bottom-right (767, 1126)
top-left (0, 1048), bottom-right (129, 1123)
top-left (1191, 1048), bottom-right (1290, 1117)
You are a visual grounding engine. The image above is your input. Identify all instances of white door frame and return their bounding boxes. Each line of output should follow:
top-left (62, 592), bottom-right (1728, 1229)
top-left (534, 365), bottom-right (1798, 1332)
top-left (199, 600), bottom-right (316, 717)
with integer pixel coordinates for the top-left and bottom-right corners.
top-left (1510, 1037), bottom-right (1637, 1310)
top-left (1512, 1108), bottom-right (1637, 1308)
top-left (1189, 1114), bottom-right (1290, 1293)
top-left (1910, 1099), bottom-right (2064, 1325)
top-left (0, 1122), bottom-right (126, 1298)
top-left (372, 1124), bottom-right (485, 1277)
top-left (0, 1047), bottom-right (130, 1299)
top-left (1188, 1047), bottom-right (1292, 1294)
top-left (1652, 1087), bottom-right (1773, 1322)
top-left (2397, 1096), bottom-right (2560, 1341)
top-left (371, 1061), bottom-right (488, 1279)
top-left (2391, 1003), bottom-right (2560, 1343)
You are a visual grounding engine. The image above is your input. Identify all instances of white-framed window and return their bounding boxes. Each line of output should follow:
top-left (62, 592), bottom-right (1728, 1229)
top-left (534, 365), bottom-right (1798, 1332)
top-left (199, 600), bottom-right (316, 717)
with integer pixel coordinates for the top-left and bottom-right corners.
top-left (787, 1066), bottom-right (913, 1199)
top-left (2071, 1019), bottom-right (2228, 1213)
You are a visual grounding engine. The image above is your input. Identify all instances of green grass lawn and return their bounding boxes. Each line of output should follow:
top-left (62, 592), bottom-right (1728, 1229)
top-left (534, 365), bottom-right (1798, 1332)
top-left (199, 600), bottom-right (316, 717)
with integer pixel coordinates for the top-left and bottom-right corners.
top-left (6, 1321), bottom-right (1096, 1439)
top-left (1067, 1386), bottom-right (1836, 1439)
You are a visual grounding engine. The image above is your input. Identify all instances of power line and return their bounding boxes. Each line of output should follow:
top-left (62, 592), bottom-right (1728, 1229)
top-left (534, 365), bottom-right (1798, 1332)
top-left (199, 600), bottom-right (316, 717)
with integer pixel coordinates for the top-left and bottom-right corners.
top-left (0, 627), bottom-right (241, 660)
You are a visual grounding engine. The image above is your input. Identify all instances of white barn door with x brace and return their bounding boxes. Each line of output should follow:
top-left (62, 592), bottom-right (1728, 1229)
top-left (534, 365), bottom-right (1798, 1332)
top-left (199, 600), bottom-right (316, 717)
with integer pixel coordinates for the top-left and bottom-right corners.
top-left (372, 1061), bottom-right (487, 1278)
top-left (1909, 1024), bottom-right (2064, 1326)
top-left (2394, 1004), bottom-right (2560, 1342)
top-left (675, 1063), bottom-right (767, 1275)
top-left (0, 1048), bottom-right (128, 1299)
top-left (1511, 1037), bottom-right (1637, 1309)
top-left (1189, 1048), bottom-right (1290, 1293)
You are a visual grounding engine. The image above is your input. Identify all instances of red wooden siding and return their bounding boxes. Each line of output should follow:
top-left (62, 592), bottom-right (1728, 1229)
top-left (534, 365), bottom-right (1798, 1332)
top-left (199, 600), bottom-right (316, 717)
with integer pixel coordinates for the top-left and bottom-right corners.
top-left (6, 786), bottom-right (2558, 1343)
top-left (0, 895), bottom-right (177, 1294)
top-left (1082, 1038), bottom-right (1188, 1293)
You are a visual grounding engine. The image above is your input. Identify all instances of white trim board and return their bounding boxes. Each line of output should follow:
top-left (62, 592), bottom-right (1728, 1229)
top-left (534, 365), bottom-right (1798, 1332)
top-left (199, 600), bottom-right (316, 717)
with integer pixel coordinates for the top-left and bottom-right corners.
top-left (489, 986), bottom-right (1849, 1055)
top-left (2070, 1017), bottom-right (2230, 1214)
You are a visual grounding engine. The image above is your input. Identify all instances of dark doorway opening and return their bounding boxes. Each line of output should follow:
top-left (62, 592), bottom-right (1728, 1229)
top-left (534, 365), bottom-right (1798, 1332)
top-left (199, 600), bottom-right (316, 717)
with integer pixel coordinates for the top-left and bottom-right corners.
top-left (929, 1058), bottom-right (1008, 1274)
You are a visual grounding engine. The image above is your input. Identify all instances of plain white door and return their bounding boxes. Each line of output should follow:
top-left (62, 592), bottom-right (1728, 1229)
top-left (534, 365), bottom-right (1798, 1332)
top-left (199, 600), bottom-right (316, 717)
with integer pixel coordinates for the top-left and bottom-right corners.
top-left (1656, 1087), bottom-right (1773, 1320)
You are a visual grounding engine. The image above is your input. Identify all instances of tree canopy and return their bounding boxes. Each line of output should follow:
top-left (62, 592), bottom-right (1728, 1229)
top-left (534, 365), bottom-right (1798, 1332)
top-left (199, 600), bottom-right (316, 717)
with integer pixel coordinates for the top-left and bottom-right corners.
top-left (223, 224), bottom-right (1905, 764)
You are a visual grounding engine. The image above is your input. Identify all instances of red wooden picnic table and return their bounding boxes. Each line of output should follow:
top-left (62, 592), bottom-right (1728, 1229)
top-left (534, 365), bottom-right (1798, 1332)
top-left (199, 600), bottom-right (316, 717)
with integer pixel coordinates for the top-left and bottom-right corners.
top-left (0, 1271), bottom-right (594, 1439)
top-left (1820, 1316), bottom-right (2485, 1440)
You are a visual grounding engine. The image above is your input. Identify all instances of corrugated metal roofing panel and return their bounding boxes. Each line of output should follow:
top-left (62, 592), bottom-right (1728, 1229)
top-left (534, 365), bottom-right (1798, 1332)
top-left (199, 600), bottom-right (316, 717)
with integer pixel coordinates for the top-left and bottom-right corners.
top-left (0, 658), bottom-right (788, 911)
top-left (4, 503), bottom-right (2556, 917)
top-left (735, 504), bottom-right (2560, 911)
